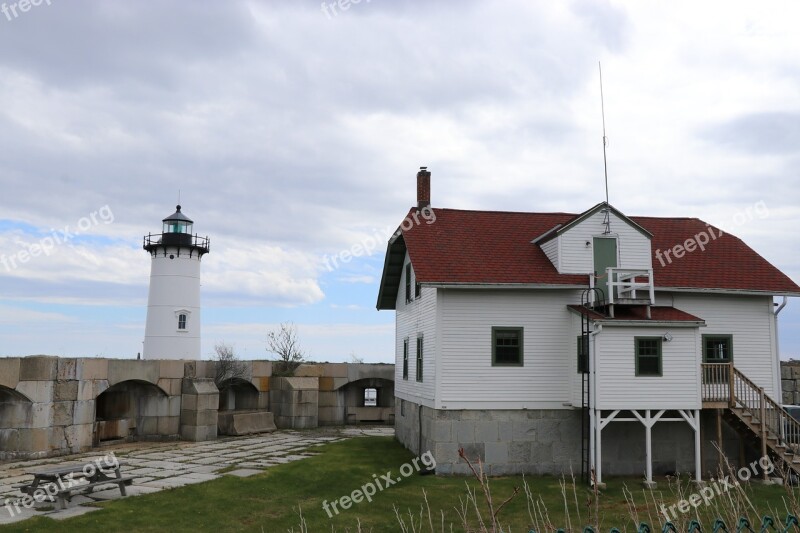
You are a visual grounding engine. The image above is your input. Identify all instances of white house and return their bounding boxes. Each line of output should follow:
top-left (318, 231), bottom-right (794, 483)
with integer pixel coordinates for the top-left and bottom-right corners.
top-left (377, 168), bottom-right (800, 483)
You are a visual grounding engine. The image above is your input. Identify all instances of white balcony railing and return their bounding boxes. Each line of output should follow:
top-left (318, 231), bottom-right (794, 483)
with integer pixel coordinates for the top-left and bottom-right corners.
top-left (606, 268), bottom-right (655, 306)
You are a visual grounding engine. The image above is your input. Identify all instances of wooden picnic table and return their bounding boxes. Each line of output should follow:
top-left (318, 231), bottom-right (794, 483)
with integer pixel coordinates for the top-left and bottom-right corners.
top-left (15, 459), bottom-right (134, 509)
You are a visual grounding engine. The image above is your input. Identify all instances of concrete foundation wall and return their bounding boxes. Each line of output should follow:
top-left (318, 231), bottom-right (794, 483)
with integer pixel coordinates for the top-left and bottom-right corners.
top-left (396, 400), bottom-right (582, 476)
top-left (397, 401), bottom-right (755, 477)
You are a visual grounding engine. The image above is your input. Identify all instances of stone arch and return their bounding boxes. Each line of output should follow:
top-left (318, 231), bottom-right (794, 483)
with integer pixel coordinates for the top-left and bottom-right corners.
top-left (94, 379), bottom-right (177, 443)
top-left (338, 377), bottom-right (394, 405)
top-left (217, 378), bottom-right (260, 411)
top-left (340, 377), bottom-right (395, 424)
top-left (0, 385), bottom-right (33, 427)
top-left (0, 385), bottom-right (34, 459)
top-left (1, 385), bottom-right (32, 403)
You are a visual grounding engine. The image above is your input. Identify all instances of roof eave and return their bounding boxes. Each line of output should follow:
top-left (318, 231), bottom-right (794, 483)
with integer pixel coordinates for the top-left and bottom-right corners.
top-left (657, 286), bottom-right (800, 297)
top-left (596, 320), bottom-right (706, 328)
top-left (376, 231), bottom-right (406, 310)
top-left (531, 224), bottom-right (562, 245)
top-left (424, 282), bottom-right (589, 290)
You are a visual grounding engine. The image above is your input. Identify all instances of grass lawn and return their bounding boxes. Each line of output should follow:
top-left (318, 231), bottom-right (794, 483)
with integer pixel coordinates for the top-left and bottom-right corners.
top-left (1, 436), bottom-right (797, 532)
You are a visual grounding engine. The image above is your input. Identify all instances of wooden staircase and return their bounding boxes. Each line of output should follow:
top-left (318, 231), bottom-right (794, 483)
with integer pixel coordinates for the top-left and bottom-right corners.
top-left (702, 363), bottom-right (800, 478)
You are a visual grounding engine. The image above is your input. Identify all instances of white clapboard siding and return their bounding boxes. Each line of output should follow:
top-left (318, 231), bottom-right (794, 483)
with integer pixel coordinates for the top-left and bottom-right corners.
top-left (595, 326), bottom-right (701, 409)
top-left (438, 289), bottom-right (579, 409)
top-left (541, 237), bottom-right (559, 271)
top-left (558, 210), bottom-right (652, 274)
top-left (395, 253), bottom-right (437, 406)
top-left (666, 293), bottom-right (778, 397)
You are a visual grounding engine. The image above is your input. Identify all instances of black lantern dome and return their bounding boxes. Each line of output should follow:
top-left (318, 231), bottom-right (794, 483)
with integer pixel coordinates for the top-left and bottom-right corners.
top-left (144, 205), bottom-right (209, 256)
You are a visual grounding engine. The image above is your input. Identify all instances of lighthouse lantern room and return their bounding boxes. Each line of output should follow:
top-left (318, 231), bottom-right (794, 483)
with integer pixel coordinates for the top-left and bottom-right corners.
top-left (142, 205), bottom-right (210, 360)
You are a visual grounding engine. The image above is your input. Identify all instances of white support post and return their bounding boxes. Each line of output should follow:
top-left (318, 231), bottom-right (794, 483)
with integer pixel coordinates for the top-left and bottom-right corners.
top-left (645, 410), bottom-right (653, 485)
top-left (595, 410), bottom-right (603, 485)
top-left (694, 409), bottom-right (702, 482)
top-left (678, 409), bottom-right (703, 483)
top-left (632, 410), bottom-right (662, 488)
top-left (589, 408), bottom-right (596, 474)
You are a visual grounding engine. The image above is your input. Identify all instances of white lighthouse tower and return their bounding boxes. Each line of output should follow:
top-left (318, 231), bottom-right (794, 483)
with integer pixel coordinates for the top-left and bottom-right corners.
top-left (142, 205), bottom-right (210, 360)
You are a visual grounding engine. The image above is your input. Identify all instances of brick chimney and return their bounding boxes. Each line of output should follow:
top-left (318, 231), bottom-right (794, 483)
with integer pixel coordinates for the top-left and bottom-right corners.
top-left (417, 166), bottom-right (431, 210)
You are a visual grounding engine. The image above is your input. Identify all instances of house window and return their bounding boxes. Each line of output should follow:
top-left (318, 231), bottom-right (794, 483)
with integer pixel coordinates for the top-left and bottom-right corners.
top-left (416, 335), bottom-right (423, 382)
top-left (402, 338), bottom-right (409, 380)
top-left (577, 335), bottom-right (589, 373)
top-left (178, 314), bottom-right (187, 330)
top-left (635, 337), bottom-right (662, 376)
top-left (400, 399), bottom-right (405, 416)
top-left (703, 335), bottom-right (733, 363)
top-left (364, 388), bottom-right (377, 407)
top-left (405, 264), bottom-right (412, 303)
top-left (492, 327), bottom-right (524, 366)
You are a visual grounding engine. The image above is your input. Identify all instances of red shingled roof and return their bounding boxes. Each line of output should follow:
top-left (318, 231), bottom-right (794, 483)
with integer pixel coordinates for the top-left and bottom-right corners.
top-left (399, 207), bottom-right (799, 294)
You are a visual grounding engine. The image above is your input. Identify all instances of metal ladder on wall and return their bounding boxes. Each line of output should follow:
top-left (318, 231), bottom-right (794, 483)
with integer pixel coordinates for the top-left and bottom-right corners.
top-left (580, 287), bottom-right (606, 483)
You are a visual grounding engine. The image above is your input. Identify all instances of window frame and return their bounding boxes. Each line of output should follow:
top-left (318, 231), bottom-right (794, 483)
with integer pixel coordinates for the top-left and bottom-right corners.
top-left (702, 334), bottom-right (733, 363)
top-left (177, 313), bottom-right (187, 330)
top-left (402, 338), bottom-right (409, 380)
top-left (634, 336), bottom-right (663, 377)
top-left (416, 334), bottom-right (424, 382)
top-left (363, 387), bottom-right (377, 407)
top-left (491, 327), bottom-right (524, 367)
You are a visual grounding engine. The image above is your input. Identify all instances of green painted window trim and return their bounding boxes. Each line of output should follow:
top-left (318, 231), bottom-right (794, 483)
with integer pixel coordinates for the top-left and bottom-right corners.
top-left (634, 336), bottom-right (662, 377)
top-left (402, 338), bottom-right (409, 380)
top-left (577, 335), bottom-right (589, 374)
top-left (702, 334), bottom-right (734, 363)
top-left (416, 335), bottom-right (423, 382)
top-left (491, 327), bottom-right (524, 367)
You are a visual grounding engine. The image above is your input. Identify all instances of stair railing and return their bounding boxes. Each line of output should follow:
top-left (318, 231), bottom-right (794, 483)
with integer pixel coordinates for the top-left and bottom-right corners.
top-left (702, 363), bottom-right (800, 456)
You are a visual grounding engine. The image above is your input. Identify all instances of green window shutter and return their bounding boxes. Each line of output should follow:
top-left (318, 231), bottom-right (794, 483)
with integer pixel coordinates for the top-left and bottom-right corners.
top-left (577, 335), bottom-right (589, 373)
top-left (416, 335), bottom-right (423, 382)
top-left (402, 338), bottom-right (409, 380)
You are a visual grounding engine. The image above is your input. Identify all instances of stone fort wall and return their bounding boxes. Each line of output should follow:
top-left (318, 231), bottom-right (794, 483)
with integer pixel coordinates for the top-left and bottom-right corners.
top-left (0, 356), bottom-right (393, 461)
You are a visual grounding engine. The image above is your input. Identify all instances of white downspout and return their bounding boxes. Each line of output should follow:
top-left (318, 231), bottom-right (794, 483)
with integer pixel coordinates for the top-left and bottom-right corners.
top-left (774, 296), bottom-right (788, 401)
top-left (589, 323), bottom-right (603, 484)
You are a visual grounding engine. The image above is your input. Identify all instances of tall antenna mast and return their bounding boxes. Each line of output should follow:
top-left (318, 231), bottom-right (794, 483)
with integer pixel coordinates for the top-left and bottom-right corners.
top-left (599, 62), bottom-right (611, 234)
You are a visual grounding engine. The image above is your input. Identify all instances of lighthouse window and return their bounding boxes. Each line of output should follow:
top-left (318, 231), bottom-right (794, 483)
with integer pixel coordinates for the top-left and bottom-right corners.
top-left (164, 221), bottom-right (191, 234)
top-left (178, 314), bottom-right (187, 330)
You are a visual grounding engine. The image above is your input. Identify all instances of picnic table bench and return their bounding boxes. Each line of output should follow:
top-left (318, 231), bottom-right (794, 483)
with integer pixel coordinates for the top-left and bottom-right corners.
top-left (13, 459), bottom-right (135, 509)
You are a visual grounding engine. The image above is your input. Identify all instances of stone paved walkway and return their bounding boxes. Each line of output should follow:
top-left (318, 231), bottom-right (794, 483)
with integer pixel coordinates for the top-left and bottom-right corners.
top-left (0, 426), bottom-right (394, 525)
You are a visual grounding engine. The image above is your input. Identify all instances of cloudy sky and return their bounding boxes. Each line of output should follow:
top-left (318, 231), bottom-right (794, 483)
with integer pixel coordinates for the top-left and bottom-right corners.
top-left (0, 0), bottom-right (798, 362)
